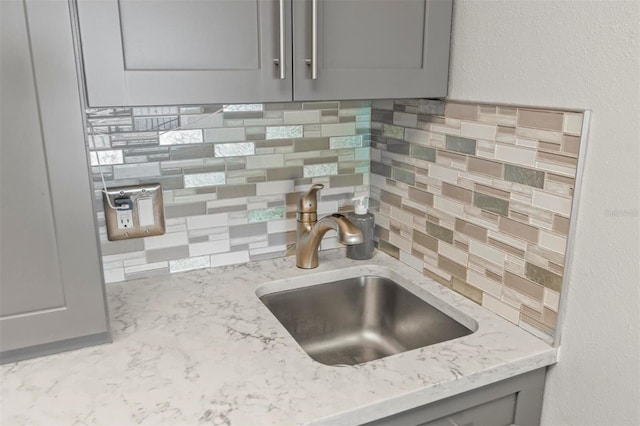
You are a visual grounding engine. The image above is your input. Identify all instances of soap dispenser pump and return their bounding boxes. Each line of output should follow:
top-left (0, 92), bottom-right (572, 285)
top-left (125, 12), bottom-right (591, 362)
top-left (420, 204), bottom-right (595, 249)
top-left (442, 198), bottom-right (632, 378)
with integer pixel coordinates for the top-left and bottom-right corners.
top-left (346, 196), bottom-right (375, 260)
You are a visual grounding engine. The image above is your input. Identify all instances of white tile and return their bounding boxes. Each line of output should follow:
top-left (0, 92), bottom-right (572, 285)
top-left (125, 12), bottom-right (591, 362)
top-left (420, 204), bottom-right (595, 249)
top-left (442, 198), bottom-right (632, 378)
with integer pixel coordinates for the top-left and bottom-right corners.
top-left (563, 113), bottom-right (583, 135)
top-left (438, 243), bottom-right (468, 266)
top-left (179, 113), bottom-right (223, 129)
top-left (214, 142), bottom-right (254, 157)
top-left (434, 195), bottom-right (465, 217)
top-left (187, 213), bottom-right (228, 230)
top-left (210, 250), bottom-right (250, 267)
top-left (469, 240), bottom-right (505, 266)
top-left (266, 125), bottom-right (303, 139)
top-left (169, 256), bottom-right (210, 273)
top-left (389, 232), bottom-right (412, 252)
top-left (482, 293), bottom-right (520, 324)
top-left (390, 206), bottom-right (414, 227)
top-left (430, 124), bottom-right (461, 136)
top-left (267, 218), bottom-right (296, 233)
top-left (103, 268), bottom-right (125, 283)
top-left (113, 163), bottom-right (160, 179)
top-left (494, 144), bottom-right (536, 167)
top-left (90, 150), bottom-right (123, 166)
top-left (159, 129), bottom-right (203, 145)
top-left (468, 270), bottom-right (502, 298)
top-left (460, 122), bottom-right (497, 140)
top-left (144, 232), bottom-right (188, 250)
top-left (428, 163), bottom-right (459, 184)
top-left (399, 250), bottom-right (424, 272)
top-left (543, 288), bottom-right (561, 311)
top-left (532, 190), bottom-right (572, 216)
top-left (124, 261), bottom-right (168, 274)
top-left (535, 161), bottom-right (576, 177)
top-left (539, 230), bottom-right (567, 254)
top-left (189, 240), bottom-right (230, 257)
top-left (183, 172), bottom-right (225, 188)
top-left (303, 163), bottom-right (338, 177)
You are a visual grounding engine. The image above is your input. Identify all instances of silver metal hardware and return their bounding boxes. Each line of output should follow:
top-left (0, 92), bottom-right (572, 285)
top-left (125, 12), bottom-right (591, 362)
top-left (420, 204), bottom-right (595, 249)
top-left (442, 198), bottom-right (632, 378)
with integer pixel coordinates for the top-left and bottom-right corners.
top-left (306, 0), bottom-right (318, 80)
top-left (275, 0), bottom-right (286, 79)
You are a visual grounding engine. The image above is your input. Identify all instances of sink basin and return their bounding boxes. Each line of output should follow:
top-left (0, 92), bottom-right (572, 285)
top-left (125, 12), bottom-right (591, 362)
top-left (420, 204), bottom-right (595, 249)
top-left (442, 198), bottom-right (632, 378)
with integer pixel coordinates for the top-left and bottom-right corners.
top-left (259, 275), bottom-right (474, 366)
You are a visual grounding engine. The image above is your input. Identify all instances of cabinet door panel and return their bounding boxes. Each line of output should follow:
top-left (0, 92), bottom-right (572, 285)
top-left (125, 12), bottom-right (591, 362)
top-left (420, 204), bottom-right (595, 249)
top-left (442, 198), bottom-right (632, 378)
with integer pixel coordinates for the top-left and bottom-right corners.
top-left (78, 0), bottom-right (292, 106)
top-left (1, 0), bottom-right (109, 360)
top-left (293, 0), bottom-right (452, 101)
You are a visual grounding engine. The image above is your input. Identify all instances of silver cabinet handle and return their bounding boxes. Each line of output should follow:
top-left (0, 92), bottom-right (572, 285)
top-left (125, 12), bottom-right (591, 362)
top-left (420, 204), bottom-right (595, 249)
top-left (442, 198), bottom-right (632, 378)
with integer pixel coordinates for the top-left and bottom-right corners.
top-left (305, 0), bottom-right (318, 79)
top-left (274, 0), bottom-right (286, 79)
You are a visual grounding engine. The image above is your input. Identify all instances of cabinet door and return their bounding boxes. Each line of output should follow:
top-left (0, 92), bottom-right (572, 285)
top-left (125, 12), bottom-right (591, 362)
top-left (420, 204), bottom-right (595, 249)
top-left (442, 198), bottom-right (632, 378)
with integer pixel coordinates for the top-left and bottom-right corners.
top-left (292, 0), bottom-right (452, 101)
top-left (77, 0), bottom-right (292, 106)
top-left (0, 0), bottom-right (109, 363)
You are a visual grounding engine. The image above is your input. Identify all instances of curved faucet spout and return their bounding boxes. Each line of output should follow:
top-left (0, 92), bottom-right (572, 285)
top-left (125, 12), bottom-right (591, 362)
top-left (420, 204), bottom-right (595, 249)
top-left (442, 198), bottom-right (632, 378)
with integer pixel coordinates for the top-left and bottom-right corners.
top-left (296, 213), bottom-right (363, 269)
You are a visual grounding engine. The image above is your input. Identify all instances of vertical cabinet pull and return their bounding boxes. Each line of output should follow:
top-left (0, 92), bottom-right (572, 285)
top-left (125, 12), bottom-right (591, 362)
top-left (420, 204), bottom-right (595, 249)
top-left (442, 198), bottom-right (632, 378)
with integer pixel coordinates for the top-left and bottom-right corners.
top-left (275, 0), bottom-right (286, 79)
top-left (305, 0), bottom-right (318, 79)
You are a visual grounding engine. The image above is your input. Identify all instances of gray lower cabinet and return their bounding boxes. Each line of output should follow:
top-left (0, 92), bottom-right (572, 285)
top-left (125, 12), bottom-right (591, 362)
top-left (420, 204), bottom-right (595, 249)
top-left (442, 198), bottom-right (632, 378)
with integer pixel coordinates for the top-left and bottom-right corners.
top-left (0, 0), bottom-right (110, 364)
top-left (366, 368), bottom-right (546, 426)
top-left (76, 0), bottom-right (452, 107)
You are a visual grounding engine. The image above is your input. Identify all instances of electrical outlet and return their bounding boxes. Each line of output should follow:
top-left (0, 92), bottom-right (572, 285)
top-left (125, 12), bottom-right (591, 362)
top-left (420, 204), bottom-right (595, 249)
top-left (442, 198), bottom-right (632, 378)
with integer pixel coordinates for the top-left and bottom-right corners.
top-left (103, 184), bottom-right (165, 241)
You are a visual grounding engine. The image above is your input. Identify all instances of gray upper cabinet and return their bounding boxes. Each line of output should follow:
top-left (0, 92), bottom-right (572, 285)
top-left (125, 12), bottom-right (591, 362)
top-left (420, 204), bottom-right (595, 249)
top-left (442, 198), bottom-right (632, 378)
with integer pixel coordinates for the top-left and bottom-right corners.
top-left (1, 0), bottom-right (110, 363)
top-left (77, 0), bottom-right (293, 106)
top-left (292, 0), bottom-right (452, 101)
top-left (77, 0), bottom-right (452, 107)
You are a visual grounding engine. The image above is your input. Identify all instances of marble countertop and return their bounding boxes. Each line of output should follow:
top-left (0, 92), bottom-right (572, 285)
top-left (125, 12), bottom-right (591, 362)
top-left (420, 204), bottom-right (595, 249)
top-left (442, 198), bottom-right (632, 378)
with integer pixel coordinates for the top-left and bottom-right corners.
top-left (1, 250), bottom-right (557, 425)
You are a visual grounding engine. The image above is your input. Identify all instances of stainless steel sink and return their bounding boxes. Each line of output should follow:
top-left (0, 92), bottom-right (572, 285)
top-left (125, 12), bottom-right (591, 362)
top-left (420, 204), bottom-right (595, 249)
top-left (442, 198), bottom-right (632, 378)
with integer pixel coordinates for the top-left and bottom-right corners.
top-left (259, 275), bottom-right (474, 366)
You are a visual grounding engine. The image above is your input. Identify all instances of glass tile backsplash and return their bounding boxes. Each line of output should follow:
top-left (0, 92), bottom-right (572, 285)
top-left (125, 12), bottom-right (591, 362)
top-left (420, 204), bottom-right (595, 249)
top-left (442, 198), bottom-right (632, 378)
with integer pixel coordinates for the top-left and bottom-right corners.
top-left (86, 98), bottom-right (587, 342)
top-left (87, 101), bottom-right (371, 284)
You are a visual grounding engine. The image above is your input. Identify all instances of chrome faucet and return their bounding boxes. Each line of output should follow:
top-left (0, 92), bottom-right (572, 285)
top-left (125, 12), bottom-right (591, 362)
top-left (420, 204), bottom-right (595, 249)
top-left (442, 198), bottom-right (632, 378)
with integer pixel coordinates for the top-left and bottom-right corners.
top-left (296, 184), bottom-right (363, 269)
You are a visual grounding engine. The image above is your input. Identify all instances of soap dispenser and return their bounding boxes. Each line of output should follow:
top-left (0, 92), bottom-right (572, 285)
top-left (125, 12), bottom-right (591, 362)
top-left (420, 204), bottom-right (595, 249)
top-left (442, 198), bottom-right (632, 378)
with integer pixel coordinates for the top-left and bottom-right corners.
top-left (346, 196), bottom-right (375, 260)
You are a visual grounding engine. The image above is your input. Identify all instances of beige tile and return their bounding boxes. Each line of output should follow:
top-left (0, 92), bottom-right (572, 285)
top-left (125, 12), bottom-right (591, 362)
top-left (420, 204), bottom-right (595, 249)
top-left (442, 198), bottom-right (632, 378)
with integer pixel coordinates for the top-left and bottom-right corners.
top-left (504, 271), bottom-right (544, 299)
top-left (482, 293), bottom-right (520, 324)
top-left (537, 151), bottom-right (578, 166)
top-left (525, 262), bottom-right (563, 292)
top-left (438, 255), bottom-right (467, 280)
top-left (439, 242), bottom-right (469, 266)
top-left (468, 269), bottom-right (502, 298)
top-left (539, 230), bottom-right (567, 254)
top-left (495, 144), bottom-right (537, 167)
top-left (380, 189), bottom-right (403, 208)
top-left (475, 183), bottom-right (510, 199)
top-left (467, 157), bottom-right (503, 178)
top-left (412, 229), bottom-right (439, 252)
top-left (498, 216), bottom-right (539, 243)
top-left (562, 135), bottom-right (581, 155)
top-left (444, 102), bottom-right (478, 120)
top-left (455, 218), bottom-right (488, 241)
top-left (517, 109), bottom-right (564, 131)
top-left (460, 122), bottom-right (497, 141)
top-left (452, 277), bottom-right (483, 305)
top-left (552, 214), bottom-right (570, 235)
top-left (538, 141), bottom-right (562, 152)
top-left (498, 106), bottom-right (517, 116)
top-left (488, 237), bottom-right (525, 258)
top-left (442, 182), bottom-right (473, 204)
top-left (515, 127), bottom-right (564, 144)
top-left (532, 190), bottom-right (572, 216)
top-left (408, 187), bottom-right (433, 206)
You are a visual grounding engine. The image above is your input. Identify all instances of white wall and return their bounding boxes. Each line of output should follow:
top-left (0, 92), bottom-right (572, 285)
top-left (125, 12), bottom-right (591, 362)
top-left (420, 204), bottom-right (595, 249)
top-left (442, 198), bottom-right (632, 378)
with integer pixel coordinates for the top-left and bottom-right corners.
top-left (448, 1), bottom-right (640, 424)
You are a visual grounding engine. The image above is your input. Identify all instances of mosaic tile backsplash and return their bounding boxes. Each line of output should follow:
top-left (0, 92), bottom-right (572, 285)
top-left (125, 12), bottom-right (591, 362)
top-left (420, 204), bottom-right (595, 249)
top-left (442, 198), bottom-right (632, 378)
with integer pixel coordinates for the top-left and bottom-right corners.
top-left (87, 98), bottom-right (585, 341)
top-left (369, 99), bottom-right (585, 341)
top-left (87, 102), bottom-right (371, 283)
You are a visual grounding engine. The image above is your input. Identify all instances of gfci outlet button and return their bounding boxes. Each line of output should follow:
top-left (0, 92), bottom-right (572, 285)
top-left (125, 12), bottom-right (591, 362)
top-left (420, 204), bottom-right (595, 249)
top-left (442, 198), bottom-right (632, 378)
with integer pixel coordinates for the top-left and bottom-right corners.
top-left (103, 184), bottom-right (165, 241)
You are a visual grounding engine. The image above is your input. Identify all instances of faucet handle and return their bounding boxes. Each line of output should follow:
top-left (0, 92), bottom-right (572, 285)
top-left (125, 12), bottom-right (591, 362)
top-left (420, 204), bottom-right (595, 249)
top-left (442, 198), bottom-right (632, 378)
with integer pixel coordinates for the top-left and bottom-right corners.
top-left (297, 184), bottom-right (324, 220)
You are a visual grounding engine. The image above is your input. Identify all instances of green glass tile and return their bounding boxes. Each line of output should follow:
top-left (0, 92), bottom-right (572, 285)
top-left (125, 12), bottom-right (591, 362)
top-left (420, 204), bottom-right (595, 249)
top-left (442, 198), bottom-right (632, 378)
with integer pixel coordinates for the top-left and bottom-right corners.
top-left (393, 167), bottom-right (415, 185)
top-left (248, 207), bottom-right (285, 223)
top-left (473, 192), bottom-right (509, 216)
top-left (504, 164), bottom-right (545, 189)
top-left (355, 148), bottom-right (370, 161)
top-left (383, 124), bottom-right (404, 140)
top-left (411, 144), bottom-right (436, 162)
top-left (525, 262), bottom-right (563, 292)
top-left (426, 222), bottom-right (454, 244)
top-left (329, 135), bottom-right (363, 149)
top-left (445, 135), bottom-right (477, 154)
top-left (377, 240), bottom-right (400, 259)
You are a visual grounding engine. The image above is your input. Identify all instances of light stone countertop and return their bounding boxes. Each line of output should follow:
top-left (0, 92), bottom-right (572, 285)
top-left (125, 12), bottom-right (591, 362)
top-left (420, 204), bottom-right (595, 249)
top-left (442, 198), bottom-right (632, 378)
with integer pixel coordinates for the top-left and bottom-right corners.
top-left (1, 250), bottom-right (557, 425)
